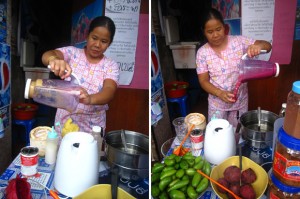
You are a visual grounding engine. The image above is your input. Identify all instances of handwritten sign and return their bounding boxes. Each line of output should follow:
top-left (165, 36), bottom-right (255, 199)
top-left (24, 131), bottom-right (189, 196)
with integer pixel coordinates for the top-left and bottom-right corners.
top-left (106, 0), bottom-right (141, 14)
top-left (242, 0), bottom-right (275, 61)
top-left (105, 0), bottom-right (141, 85)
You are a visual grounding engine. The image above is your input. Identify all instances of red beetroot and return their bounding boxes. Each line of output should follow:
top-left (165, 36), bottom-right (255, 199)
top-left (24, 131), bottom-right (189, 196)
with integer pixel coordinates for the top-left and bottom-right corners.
top-left (227, 183), bottom-right (241, 199)
top-left (240, 184), bottom-right (256, 199)
top-left (217, 177), bottom-right (229, 193)
top-left (223, 165), bottom-right (241, 184)
top-left (241, 168), bottom-right (257, 184)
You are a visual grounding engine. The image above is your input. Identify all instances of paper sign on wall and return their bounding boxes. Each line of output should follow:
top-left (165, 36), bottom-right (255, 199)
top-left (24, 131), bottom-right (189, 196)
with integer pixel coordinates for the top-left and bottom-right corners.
top-left (105, 0), bottom-right (141, 85)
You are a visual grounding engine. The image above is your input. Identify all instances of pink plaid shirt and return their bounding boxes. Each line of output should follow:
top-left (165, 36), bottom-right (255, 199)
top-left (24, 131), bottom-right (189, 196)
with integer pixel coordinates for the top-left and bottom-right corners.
top-left (55, 46), bottom-right (119, 134)
top-left (196, 35), bottom-right (255, 110)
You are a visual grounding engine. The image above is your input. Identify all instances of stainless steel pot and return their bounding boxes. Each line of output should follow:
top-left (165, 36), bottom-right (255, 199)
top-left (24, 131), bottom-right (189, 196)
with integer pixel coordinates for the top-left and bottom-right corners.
top-left (104, 130), bottom-right (149, 180)
top-left (240, 110), bottom-right (278, 149)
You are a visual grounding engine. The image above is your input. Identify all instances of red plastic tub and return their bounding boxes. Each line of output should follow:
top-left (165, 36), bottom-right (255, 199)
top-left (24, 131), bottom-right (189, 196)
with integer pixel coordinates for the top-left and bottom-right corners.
top-left (12, 103), bottom-right (38, 120)
top-left (164, 81), bottom-right (189, 98)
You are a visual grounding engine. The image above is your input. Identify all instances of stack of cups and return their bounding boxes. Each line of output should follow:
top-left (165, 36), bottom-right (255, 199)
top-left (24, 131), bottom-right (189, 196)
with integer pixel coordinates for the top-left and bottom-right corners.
top-left (184, 113), bottom-right (206, 156)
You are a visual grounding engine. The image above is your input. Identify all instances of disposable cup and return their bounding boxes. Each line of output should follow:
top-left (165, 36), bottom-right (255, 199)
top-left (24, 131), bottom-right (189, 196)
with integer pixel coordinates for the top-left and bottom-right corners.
top-left (172, 117), bottom-right (188, 142)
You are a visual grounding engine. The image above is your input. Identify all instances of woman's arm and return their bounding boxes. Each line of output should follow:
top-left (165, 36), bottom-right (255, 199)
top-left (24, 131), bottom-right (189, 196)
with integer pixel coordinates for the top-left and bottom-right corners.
top-left (198, 72), bottom-right (235, 103)
top-left (79, 79), bottom-right (118, 105)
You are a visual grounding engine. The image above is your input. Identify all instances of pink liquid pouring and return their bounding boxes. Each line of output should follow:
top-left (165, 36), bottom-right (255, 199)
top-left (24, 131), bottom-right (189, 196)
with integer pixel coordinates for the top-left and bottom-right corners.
top-left (233, 59), bottom-right (279, 100)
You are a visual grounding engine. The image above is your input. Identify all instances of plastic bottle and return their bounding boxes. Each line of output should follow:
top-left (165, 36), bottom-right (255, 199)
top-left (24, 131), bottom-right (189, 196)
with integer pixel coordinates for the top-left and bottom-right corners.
top-left (24, 78), bottom-right (81, 112)
top-left (279, 103), bottom-right (286, 118)
top-left (92, 126), bottom-right (103, 157)
top-left (283, 81), bottom-right (300, 139)
top-left (45, 126), bottom-right (59, 164)
top-left (232, 59), bottom-right (280, 100)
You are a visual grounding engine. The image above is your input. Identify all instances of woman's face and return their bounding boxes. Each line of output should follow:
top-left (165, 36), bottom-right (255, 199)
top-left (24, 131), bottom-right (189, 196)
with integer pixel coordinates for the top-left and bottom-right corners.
top-left (204, 18), bottom-right (226, 48)
top-left (86, 26), bottom-right (111, 60)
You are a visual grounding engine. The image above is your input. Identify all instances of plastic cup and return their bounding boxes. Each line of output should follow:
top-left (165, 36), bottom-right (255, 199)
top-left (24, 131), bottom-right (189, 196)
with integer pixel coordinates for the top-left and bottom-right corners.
top-left (172, 117), bottom-right (187, 142)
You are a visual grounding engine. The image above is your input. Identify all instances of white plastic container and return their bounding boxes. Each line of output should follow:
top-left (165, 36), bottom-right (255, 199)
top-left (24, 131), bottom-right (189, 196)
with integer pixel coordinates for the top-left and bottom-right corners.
top-left (24, 78), bottom-right (81, 112)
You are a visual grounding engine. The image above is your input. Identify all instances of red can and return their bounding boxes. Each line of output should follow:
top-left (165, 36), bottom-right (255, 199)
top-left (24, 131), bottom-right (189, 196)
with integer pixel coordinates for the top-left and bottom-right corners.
top-left (20, 146), bottom-right (39, 176)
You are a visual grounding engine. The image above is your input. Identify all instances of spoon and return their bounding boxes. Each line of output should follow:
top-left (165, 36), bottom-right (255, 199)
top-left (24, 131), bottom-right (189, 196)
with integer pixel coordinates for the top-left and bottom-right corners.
top-left (257, 106), bottom-right (261, 131)
top-left (121, 129), bottom-right (128, 152)
top-left (173, 124), bottom-right (195, 156)
top-left (197, 169), bottom-right (242, 199)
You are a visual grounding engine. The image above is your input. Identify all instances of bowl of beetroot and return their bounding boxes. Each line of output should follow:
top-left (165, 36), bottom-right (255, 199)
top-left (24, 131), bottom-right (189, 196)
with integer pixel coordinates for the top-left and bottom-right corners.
top-left (210, 156), bottom-right (268, 199)
top-left (12, 103), bottom-right (38, 120)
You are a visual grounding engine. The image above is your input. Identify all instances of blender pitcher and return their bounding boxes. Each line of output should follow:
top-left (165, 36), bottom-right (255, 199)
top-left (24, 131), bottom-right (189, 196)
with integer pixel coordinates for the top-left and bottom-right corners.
top-left (232, 53), bottom-right (280, 100)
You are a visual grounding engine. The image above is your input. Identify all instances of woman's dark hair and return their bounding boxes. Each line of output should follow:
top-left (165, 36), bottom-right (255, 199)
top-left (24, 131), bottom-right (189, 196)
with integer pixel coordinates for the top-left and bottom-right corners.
top-left (89, 16), bottom-right (116, 43)
top-left (201, 8), bottom-right (225, 31)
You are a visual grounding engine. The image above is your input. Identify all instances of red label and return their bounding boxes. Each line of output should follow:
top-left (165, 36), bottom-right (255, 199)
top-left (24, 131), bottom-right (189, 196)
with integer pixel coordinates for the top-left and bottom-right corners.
top-left (190, 134), bottom-right (204, 143)
top-left (273, 151), bottom-right (300, 182)
top-left (270, 192), bottom-right (280, 199)
top-left (21, 155), bottom-right (38, 166)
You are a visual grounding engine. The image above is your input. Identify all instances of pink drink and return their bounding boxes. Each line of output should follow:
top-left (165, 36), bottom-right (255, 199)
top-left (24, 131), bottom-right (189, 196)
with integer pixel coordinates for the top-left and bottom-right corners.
top-left (25, 79), bottom-right (82, 112)
top-left (233, 60), bottom-right (279, 100)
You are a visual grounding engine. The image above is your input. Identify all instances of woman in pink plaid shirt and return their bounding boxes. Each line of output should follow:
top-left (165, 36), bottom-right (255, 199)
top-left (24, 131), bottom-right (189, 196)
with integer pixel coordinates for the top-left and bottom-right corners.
top-left (196, 8), bottom-right (272, 129)
top-left (41, 16), bottom-right (119, 134)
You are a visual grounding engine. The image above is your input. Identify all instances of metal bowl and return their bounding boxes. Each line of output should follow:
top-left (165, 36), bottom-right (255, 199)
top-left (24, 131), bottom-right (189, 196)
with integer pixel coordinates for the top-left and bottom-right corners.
top-left (104, 130), bottom-right (149, 180)
top-left (240, 110), bottom-right (278, 148)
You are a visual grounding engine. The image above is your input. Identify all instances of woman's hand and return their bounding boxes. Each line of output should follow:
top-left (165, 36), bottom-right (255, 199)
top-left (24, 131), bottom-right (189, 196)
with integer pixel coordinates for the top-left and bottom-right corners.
top-left (217, 90), bottom-right (236, 103)
top-left (246, 44), bottom-right (262, 58)
top-left (78, 88), bottom-right (91, 105)
top-left (48, 59), bottom-right (72, 80)
top-left (42, 50), bottom-right (72, 80)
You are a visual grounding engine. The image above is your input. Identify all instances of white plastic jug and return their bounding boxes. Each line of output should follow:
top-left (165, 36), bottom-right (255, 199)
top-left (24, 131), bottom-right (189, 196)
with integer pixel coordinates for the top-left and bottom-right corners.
top-left (54, 132), bottom-right (99, 197)
top-left (204, 119), bottom-right (236, 165)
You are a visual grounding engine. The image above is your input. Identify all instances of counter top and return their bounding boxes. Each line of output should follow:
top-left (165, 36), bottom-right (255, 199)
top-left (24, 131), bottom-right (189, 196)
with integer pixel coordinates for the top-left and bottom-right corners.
top-left (0, 154), bottom-right (149, 199)
top-left (160, 137), bottom-right (270, 199)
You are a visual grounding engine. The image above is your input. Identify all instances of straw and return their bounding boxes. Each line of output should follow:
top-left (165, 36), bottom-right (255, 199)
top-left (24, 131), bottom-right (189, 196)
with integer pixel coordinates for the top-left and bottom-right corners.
top-left (173, 124), bottom-right (194, 156)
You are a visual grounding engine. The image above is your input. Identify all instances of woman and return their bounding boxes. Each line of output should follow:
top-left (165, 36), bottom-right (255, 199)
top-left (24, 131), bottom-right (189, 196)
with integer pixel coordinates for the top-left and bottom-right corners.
top-left (196, 8), bottom-right (272, 128)
top-left (41, 16), bottom-right (119, 134)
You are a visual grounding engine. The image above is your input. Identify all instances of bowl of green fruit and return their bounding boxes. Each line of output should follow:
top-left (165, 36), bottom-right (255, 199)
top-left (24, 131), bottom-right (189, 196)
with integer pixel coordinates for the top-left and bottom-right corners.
top-left (12, 103), bottom-right (38, 120)
top-left (164, 81), bottom-right (189, 98)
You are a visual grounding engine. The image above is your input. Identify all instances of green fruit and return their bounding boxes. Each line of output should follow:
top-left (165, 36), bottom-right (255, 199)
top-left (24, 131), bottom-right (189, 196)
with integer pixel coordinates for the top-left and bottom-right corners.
top-left (196, 178), bottom-right (209, 193)
top-left (159, 176), bottom-right (172, 191)
top-left (191, 172), bottom-right (202, 188)
top-left (152, 172), bottom-right (161, 184)
top-left (187, 185), bottom-right (198, 199)
top-left (152, 163), bottom-right (164, 173)
top-left (160, 169), bottom-right (177, 180)
top-left (169, 190), bottom-right (186, 199)
top-left (167, 179), bottom-right (189, 192)
top-left (152, 183), bottom-right (160, 197)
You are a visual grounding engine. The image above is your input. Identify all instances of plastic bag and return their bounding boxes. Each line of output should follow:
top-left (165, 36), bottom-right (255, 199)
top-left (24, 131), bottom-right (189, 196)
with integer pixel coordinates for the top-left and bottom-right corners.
top-left (5, 175), bottom-right (31, 199)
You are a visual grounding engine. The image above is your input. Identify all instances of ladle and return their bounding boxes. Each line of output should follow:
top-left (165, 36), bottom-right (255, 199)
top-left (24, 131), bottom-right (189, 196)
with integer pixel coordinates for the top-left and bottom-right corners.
top-left (197, 170), bottom-right (242, 199)
top-left (257, 106), bottom-right (261, 131)
top-left (121, 129), bottom-right (128, 152)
